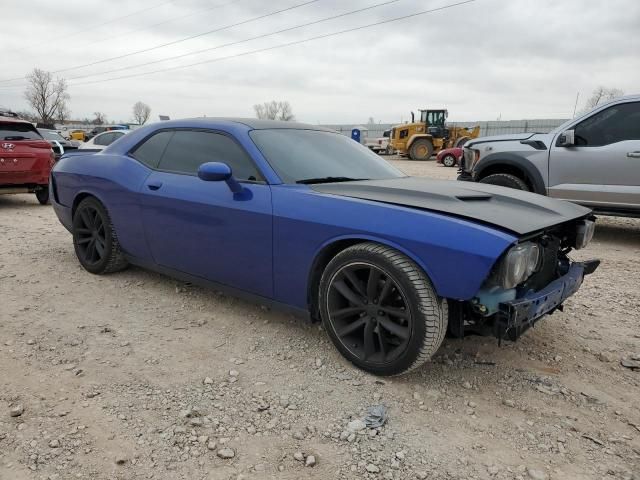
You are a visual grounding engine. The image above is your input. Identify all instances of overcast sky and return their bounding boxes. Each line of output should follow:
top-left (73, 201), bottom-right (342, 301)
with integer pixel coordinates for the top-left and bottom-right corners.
top-left (0, 0), bottom-right (638, 124)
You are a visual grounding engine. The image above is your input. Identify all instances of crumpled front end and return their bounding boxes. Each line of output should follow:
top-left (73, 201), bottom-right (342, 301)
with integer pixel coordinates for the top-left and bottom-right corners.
top-left (449, 216), bottom-right (600, 341)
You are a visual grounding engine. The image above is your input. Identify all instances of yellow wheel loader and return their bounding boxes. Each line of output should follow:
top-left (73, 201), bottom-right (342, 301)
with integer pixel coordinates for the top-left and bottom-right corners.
top-left (389, 109), bottom-right (480, 160)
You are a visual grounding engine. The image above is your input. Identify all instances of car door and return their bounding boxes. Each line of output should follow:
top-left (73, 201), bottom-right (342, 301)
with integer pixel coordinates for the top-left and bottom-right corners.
top-left (548, 100), bottom-right (640, 210)
top-left (135, 129), bottom-right (273, 298)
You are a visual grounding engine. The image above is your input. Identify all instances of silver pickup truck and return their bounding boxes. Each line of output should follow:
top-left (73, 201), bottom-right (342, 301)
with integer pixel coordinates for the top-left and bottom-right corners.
top-left (458, 95), bottom-right (640, 217)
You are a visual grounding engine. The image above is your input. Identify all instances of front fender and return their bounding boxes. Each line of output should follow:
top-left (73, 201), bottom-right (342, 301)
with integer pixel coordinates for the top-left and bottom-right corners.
top-left (272, 186), bottom-right (517, 310)
top-left (474, 152), bottom-right (547, 194)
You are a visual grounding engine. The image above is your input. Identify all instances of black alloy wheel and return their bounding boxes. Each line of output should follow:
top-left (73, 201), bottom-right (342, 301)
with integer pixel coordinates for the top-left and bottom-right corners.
top-left (327, 262), bottom-right (412, 365)
top-left (72, 197), bottom-right (128, 274)
top-left (74, 203), bottom-right (107, 267)
top-left (319, 242), bottom-right (447, 376)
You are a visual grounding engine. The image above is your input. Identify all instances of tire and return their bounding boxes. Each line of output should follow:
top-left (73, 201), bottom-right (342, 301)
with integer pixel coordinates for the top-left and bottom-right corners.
top-left (35, 187), bottom-right (50, 205)
top-left (72, 197), bottom-right (128, 274)
top-left (479, 173), bottom-right (529, 191)
top-left (455, 137), bottom-right (469, 148)
top-left (442, 154), bottom-right (457, 167)
top-left (408, 139), bottom-right (434, 161)
top-left (319, 242), bottom-right (447, 376)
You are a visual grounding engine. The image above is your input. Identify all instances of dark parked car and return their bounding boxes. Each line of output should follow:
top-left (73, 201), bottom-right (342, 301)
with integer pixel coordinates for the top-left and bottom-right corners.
top-left (51, 118), bottom-right (599, 375)
top-left (38, 128), bottom-right (79, 158)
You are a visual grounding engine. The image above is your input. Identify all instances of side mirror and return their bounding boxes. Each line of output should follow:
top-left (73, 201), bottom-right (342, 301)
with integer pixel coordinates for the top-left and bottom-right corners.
top-left (557, 129), bottom-right (575, 147)
top-left (198, 161), bottom-right (232, 181)
top-left (197, 162), bottom-right (243, 193)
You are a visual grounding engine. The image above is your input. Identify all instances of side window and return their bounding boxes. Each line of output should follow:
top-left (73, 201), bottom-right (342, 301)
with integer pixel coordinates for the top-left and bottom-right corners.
top-left (95, 133), bottom-right (113, 146)
top-left (399, 129), bottom-right (409, 139)
top-left (574, 102), bottom-right (640, 147)
top-left (158, 130), bottom-right (262, 181)
top-left (130, 131), bottom-right (173, 169)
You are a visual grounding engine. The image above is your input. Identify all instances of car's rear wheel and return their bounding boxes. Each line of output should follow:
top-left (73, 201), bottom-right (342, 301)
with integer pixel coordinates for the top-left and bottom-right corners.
top-left (442, 154), bottom-right (457, 167)
top-left (479, 173), bottom-right (529, 191)
top-left (72, 197), bottom-right (128, 274)
top-left (319, 242), bottom-right (447, 376)
top-left (408, 139), bottom-right (434, 161)
top-left (35, 187), bottom-right (50, 205)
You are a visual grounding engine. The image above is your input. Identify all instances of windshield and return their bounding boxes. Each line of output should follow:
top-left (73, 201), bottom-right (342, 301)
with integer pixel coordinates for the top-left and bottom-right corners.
top-left (40, 130), bottom-right (66, 141)
top-left (0, 122), bottom-right (43, 140)
top-left (250, 129), bottom-right (404, 184)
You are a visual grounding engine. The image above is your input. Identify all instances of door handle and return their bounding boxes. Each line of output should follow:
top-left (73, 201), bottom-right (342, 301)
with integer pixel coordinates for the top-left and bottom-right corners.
top-left (147, 181), bottom-right (163, 190)
top-left (627, 152), bottom-right (640, 158)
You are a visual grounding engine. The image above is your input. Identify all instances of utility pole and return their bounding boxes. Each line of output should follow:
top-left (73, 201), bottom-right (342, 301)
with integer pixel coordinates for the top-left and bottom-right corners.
top-left (572, 91), bottom-right (580, 117)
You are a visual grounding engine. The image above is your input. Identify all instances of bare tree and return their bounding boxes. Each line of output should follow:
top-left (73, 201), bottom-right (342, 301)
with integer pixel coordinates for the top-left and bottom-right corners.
top-left (582, 86), bottom-right (624, 112)
top-left (23, 68), bottom-right (70, 124)
top-left (253, 100), bottom-right (295, 121)
top-left (56, 103), bottom-right (71, 124)
top-left (367, 116), bottom-right (376, 125)
top-left (132, 101), bottom-right (152, 125)
top-left (93, 112), bottom-right (107, 125)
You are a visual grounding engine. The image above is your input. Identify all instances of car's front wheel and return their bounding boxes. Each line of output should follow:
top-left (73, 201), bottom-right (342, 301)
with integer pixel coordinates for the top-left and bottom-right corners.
top-left (319, 243), bottom-right (447, 376)
top-left (72, 197), bottom-right (128, 274)
top-left (479, 173), bottom-right (529, 191)
top-left (442, 154), bottom-right (457, 167)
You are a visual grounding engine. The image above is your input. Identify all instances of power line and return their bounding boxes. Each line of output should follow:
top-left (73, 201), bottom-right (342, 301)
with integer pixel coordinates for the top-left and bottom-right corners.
top-left (65, 0), bottom-right (476, 87)
top-left (0, 0), bottom-right (320, 83)
top-left (80, 0), bottom-right (246, 51)
top-left (18, 0), bottom-right (176, 51)
top-left (64, 0), bottom-right (402, 83)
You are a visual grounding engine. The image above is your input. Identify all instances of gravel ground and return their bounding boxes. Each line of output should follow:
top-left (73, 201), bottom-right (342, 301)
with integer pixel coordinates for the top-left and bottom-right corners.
top-left (1, 158), bottom-right (639, 480)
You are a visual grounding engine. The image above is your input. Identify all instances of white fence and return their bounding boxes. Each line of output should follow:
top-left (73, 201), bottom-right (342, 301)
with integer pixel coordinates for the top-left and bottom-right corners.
top-left (321, 119), bottom-right (569, 139)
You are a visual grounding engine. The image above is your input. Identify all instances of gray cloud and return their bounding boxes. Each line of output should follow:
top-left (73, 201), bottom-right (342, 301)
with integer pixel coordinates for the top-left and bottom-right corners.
top-left (0, 0), bottom-right (637, 123)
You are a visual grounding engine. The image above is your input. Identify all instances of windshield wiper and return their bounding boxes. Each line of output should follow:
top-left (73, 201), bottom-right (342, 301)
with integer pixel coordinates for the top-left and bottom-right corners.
top-left (296, 176), bottom-right (368, 185)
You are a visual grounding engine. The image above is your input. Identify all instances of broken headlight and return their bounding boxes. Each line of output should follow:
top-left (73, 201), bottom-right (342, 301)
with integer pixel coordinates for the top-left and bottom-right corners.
top-left (575, 219), bottom-right (595, 249)
top-left (497, 242), bottom-right (540, 289)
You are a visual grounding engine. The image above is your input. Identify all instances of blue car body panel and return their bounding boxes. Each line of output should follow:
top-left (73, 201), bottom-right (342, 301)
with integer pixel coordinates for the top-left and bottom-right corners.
top-left (271, 185), bottom-right (514, 307)
top-left (52, 118), bottom-right (520, 314)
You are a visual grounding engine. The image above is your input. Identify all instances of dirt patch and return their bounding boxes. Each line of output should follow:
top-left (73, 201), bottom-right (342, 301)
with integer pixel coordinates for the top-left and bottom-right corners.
top-left (1, 160), bottom-right (639, 479)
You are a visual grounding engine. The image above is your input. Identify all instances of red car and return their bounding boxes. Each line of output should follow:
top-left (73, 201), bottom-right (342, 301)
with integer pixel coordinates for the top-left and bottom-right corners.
top-left (0, 112), bottom-right (55, 204)
top-left (436, 147), bottom-right (463, 167)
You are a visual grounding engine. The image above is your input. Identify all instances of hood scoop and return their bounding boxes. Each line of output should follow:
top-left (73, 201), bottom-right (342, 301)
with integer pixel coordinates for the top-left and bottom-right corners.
top-left (455, 194), bottom-right (492, 201)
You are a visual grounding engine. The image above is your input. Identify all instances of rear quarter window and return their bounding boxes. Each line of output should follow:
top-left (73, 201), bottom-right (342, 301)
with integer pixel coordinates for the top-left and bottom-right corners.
top-left (130, 131), bottom-right (174, 169)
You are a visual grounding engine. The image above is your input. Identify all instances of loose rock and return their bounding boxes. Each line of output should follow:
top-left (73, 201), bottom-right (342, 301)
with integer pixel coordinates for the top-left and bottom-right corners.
top-left (217, 447), bottom-right (235, 459)
top-left (9, 404), bottom-right (24, 417)
top-left (527, 468), bottom-right (548, 480)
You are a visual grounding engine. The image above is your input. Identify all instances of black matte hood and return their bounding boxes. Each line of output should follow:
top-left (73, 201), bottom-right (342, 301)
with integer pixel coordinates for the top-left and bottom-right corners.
top-left (311, 177), bottom-right (591, 236)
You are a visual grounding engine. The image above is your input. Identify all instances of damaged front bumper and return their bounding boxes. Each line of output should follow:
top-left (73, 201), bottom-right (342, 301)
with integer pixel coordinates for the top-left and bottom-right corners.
top-left (496, 260), bottom-right (600, 340)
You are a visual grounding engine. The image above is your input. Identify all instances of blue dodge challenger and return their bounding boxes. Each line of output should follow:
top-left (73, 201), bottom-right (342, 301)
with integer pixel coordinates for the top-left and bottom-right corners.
top-left (51, 118), bottom-right (599, 375)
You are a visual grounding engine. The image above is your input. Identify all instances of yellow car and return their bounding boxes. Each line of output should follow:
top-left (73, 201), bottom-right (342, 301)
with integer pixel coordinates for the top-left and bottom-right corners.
top-left (68, 129), bottom-right (88, 142)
